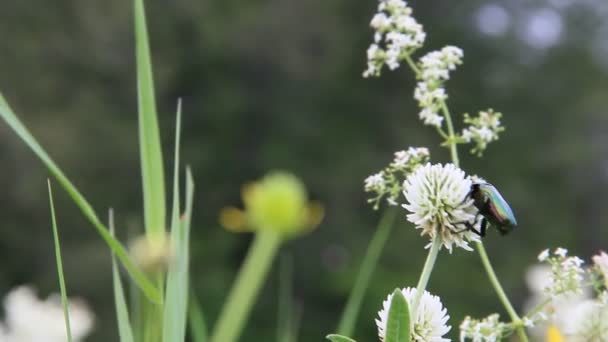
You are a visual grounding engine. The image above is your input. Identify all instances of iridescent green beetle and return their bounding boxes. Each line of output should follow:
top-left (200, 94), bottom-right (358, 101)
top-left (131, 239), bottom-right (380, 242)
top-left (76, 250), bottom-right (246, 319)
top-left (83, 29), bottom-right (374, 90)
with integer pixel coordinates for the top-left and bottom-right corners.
top-left (465, 183), bottom-right (517, 237)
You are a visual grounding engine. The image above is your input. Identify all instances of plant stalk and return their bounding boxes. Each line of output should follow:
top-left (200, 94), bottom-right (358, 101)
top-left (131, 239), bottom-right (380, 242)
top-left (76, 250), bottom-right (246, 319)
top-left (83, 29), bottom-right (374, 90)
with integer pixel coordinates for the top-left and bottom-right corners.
top-left (211, 230), bottom-right (282, 342)
top-left (411, 235), bottom-right (442, 316)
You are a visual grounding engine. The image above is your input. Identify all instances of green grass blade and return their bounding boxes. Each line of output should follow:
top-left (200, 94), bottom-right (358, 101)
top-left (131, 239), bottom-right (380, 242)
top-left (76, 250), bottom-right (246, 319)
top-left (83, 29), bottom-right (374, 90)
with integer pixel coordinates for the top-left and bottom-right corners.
top-left (134, 0), bottom-right (166, 236)
top-left (0, 93), bottom-right (160, 303)
top-left (326, 334), bottom-right (357, 342)
top-left (162, 100), bottom-right (189, 342)
top-left (48, 180), bottom-right (73, 342)
top-left (189, 290), bottom-right (208, 342)
top-left (110, 210), bottom-right (136, 342)
top-left (337, 207), bottom-right (397, 335)
top-left (385, 289), bottom-right (410, 342)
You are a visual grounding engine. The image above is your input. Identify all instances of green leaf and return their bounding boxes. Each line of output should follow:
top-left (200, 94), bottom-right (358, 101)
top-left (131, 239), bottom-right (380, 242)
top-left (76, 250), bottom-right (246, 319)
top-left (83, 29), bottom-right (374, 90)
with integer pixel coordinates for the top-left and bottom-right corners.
top-left (162, 100), bottom-right (190, 342)
top-left (337, 207), bottom-right (397, 336)
top-left (48, 181), bottom-right (73, 342)
top-left (326, 334), bottom-right (357, 342)
top-left (110, 210), bottom-right (135, 342)
top-left (0, 93), bottom-right (161, 303)
top-left (385, 289), bottom-right (410, 342)
top-left (134, 0), bottom-right (166, 236)
top-left (277, 254), bottom-right (294, 342)
top-left (189, 290), bottom-right (209, 342)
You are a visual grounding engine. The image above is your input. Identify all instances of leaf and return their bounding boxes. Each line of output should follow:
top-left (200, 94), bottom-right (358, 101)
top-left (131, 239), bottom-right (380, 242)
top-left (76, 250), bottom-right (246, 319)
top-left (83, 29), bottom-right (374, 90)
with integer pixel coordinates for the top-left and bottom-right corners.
top-left (110, 210), bottom-right (136, 342)
top-left (134, 0), bottom-right (166, 236)
top-left (48, 181), bottom-right (73, 342)
top-left (385, 289), bottom-right (410, 342)
top-left (0, 93), bottom-right (161, 303)
top-left (326, 334), bottom-right (357, 342)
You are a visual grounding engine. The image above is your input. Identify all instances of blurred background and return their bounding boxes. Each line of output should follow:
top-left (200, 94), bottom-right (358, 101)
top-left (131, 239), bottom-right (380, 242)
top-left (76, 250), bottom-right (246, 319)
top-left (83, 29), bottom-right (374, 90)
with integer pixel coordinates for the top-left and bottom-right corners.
top-left (0, 0), bottom-right (607, 340)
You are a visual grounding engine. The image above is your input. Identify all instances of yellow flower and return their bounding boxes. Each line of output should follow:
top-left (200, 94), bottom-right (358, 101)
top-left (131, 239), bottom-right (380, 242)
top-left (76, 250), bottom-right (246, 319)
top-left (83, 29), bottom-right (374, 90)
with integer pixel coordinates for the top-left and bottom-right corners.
top-left (220, 172), bottom-right (323, 238)
top-left (546, 325), bottom-right (564, 342)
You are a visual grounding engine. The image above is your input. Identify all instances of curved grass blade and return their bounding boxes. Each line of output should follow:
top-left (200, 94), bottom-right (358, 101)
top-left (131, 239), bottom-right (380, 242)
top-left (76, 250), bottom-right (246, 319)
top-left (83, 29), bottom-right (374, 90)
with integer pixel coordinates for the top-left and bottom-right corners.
top-left (110, 210), bottom-right (135, 342)
top-left (134, 0), bottom-right (166, 236)
top-left (385, 289), bottom-right (410, 342)
top-left (48, 180), bottom-right (73, 342)
top-left (0, 93), bottom-right (160, 303)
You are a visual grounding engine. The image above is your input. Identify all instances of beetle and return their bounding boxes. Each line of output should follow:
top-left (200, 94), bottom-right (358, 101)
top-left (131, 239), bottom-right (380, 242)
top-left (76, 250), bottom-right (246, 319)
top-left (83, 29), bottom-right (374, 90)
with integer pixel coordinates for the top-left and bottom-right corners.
top-left (460, 183), bottom-right (517, 237)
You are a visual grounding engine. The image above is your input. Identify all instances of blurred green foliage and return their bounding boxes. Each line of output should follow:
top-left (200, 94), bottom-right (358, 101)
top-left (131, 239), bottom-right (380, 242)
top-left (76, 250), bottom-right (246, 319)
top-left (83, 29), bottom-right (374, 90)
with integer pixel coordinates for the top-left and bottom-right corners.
top-left (0, 0), bottom-right (607, 341)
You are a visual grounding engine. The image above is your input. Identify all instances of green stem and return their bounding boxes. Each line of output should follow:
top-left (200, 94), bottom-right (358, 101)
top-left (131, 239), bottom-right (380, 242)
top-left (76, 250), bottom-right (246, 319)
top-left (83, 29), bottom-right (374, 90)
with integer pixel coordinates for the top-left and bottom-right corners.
top-left (211, 230), bottom-right (282, 342)
top-left (440, 99), bottom-right (528, 342)
top-left (336, 207), bottom-right (398, 336)
top-left (411, 236), bottom-right (442, 316)
top-left (524, 297), bottom-right (551, 319)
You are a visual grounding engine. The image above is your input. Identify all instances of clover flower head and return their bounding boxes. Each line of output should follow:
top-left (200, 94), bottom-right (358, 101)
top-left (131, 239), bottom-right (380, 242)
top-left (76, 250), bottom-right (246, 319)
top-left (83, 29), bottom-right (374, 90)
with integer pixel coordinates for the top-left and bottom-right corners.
top-left (461, 109), bottom-right (505, 156)
top-left (402, 163), bottom-right (481, 253)
top-left (363, 0), bottom-right (426, 77)
top-left (540, 248), bottom-right (586, 297)
top-left (592, 251), bottom-right (608, 289)
top-left (364, 147), bottom-right (431, 209)
top-left (376, 287), bottom-right (450, 342)
top-left (459, 314), bottom-right (506, 342)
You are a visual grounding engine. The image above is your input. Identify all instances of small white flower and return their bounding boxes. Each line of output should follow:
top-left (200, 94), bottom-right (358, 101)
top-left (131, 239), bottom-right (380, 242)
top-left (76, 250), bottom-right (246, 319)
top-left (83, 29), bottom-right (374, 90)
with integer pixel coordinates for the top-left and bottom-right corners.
top-left (459, 314), bottom-right (505, 342)
top-left (376, 287), bottom-right (450, 342)
top-left (538, 249), bottom-right (550, 262)
top-left (365, 172), bottom-right (386, 192)
top-left (555, 247), bottom-right (568, 257)
top-left (402, 163), bottom-right (481, 253)
top-left (523, 317), bottom-right (534, 327)
top-left (460, 110), bottom-right (504, 156)
top-left (363, 0), bottom-right (426, 77)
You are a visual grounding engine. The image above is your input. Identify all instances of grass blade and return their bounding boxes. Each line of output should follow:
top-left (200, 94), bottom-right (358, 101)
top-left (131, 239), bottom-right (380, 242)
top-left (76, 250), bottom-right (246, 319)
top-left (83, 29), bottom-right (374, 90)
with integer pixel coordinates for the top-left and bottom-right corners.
top-left (134, 0), bottom-right (166, 236)
top-left (162, 100), bottom-right (190, 342)
top-left (277, 254), bottom-right (293, 342)
top-left (337, 207), bottom-right (397, 335)
top-left (48, 180), bottom-right (73, 342)
top-left (110, 210), bottom-right (136, 342)
top-left (326, 334), bottom-right (357, 342)
top-left (189, 289), bottom-right (208, 342)
top-left (0, 93), bottom-right (160, 303)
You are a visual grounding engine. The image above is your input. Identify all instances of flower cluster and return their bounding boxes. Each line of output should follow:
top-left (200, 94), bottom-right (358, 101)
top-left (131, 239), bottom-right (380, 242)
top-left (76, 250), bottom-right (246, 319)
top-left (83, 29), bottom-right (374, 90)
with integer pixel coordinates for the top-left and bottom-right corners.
top-left (364, 147), bottom-right (430, 209)
top-left (413, 46), bottom-right (463, 128)
top-left (376, 287), bottom-right (450, 342)
top-left (459, 314), bottom-right (506, 342)
top-left (363, 0), bottom-right (426, 77)
top-left (0, 285), bottom-right (95, 342)
top-left (461, 109), bottom-right (505, 156)
top-left (538, 248), bottom-right (585, 297)
top-left (402, 163), bottom-right (481, 252)
top-left (592, 251), bottom-right (608, 289)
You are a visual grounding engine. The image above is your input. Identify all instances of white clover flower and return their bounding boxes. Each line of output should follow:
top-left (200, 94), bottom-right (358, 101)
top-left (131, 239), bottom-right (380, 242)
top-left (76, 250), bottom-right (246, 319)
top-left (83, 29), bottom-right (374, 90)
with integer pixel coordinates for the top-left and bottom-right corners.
top-left (363, 0), bottom-right (426, 77)
top-left (461, 109), bottom-right (505, 156)
top-left (402, 163), bottom-right (481, 252)
top-left (376, 287), bottom-right (450, 342)
top-left (459, 314), bottom-right (505, 342)
top-left (592, 251), bottom-right (608, 288)
top-left (1, 285), bottom-right (95, 342)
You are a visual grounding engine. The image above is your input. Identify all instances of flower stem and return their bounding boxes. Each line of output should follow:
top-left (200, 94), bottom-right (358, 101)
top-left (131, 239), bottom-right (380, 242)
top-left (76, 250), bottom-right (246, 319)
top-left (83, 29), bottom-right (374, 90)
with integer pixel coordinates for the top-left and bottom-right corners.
top-left (411, 235), bottom-right (442, 316)
top-left (211, 230), bottom-right (282, 342)
top-left (439, 99), bottom-right (528, 342)
top-left (337, 207), bottom-right (398, 336)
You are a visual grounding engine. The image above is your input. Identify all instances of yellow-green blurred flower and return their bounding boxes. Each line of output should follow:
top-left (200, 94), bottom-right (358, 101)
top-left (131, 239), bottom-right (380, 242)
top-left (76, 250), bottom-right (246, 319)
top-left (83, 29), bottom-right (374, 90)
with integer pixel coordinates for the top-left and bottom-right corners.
top-left (220, 172), bottom-right (323, 238)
